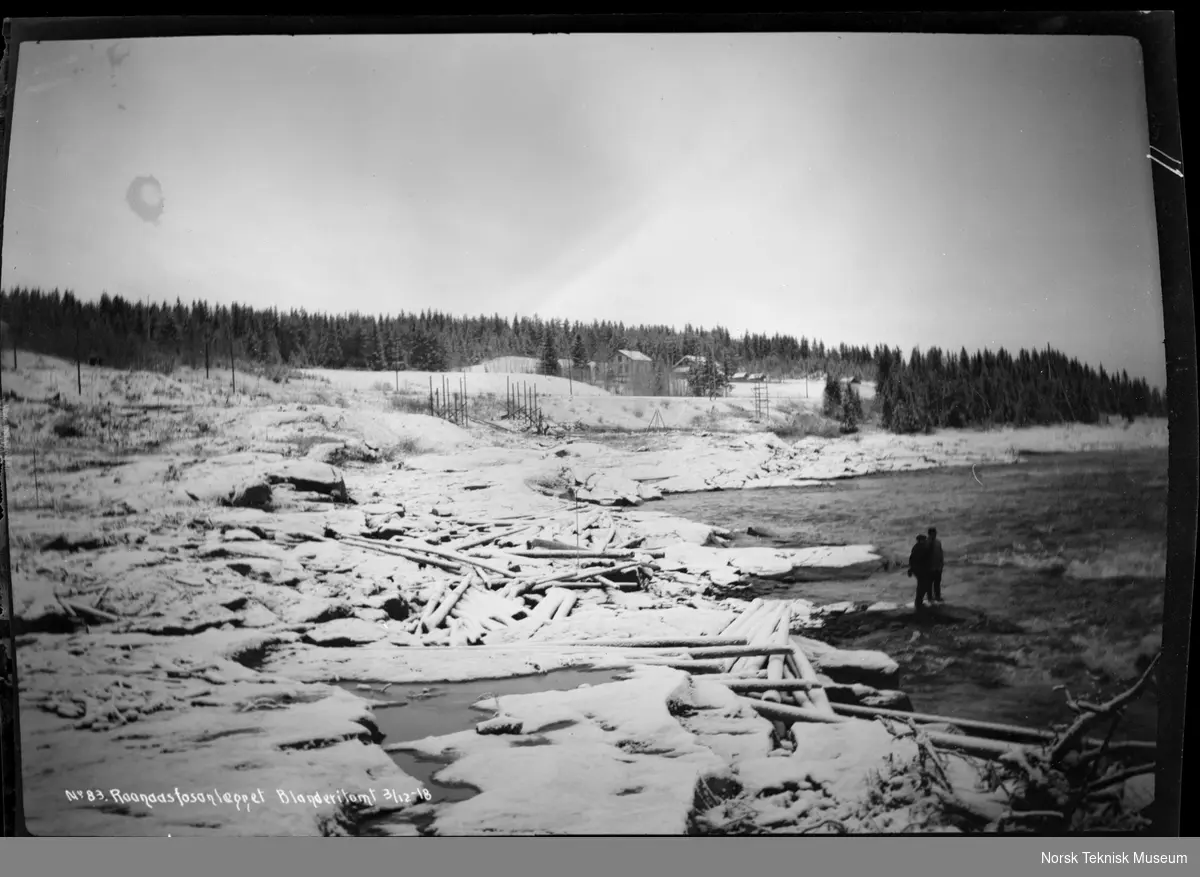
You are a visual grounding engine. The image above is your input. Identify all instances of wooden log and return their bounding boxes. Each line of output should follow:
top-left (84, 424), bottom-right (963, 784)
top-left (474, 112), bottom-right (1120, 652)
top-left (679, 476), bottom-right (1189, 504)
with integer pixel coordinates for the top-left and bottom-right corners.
top-left (517, 588), bottom-right (568, 639)
top-left (528, 537), bottom-right (577, 551)
top-left (509, 549), bottom-right (650, 560)
top-left (717, 597), bottom-right (767, 638)
top-left (451, 592), bottom-right (508, 629)
top-left (729, 603), bottom-right (788, 674)
top-left (828, 702), bottom-right (1155, 751)
top-left (469, 587), bottom-right (528, 621)
top-left (61, 599), bottom-right (122, 623)
top-left (545, 637), bottom-right (751, 649)
top-left (525, 561), bottom-right (643, 593)
top-left (551, 590), bottom-right (579, 621)
top-left (447, 617), bottom-right (472, 648)
top-left (622, 658), bottom-right (729, 673)
top-left (544, 578), bottom-right (640, 591)
top-left (449, 524), bottom-right (532, 552)
top-left (741, 695), bottom-right (851, 726)
top-left (722, 598), bottom-right (773, 637)
top-left (342, 536), bottom-right (464, 573)
top-left (451, 609), bottom-right (504, 633)
top-left (763, 624), bottom-right (789, 704)
top-left (740, 696), bottom-right (1060, 760)
top-left (417, 582), bottom-right (448, 629)
top-left (391, 539), bottom-right (517, 579)
top-left (787, 631), bottom-right (835, 717)
top-left (462, 616), bottom-right (489, 643)
top-left (684, 644), bottom-right (795, 659)
top-left (424, 578), bottom-right (473, 632)
top-left (705, 677), bottom-right (824, 691)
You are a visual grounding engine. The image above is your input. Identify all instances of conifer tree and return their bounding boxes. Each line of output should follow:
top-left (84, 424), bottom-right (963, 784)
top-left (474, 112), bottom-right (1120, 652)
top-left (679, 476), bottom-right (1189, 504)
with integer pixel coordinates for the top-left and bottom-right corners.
top-left (822, 374), bottom-right (843, 418)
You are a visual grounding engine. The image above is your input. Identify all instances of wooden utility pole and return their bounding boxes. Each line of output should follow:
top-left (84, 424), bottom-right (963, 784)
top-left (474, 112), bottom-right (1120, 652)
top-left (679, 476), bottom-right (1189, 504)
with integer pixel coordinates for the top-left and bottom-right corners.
top-left (229, 323), bottom-right (236, 395)
top-left (75, 306), bottom-right (82, 396)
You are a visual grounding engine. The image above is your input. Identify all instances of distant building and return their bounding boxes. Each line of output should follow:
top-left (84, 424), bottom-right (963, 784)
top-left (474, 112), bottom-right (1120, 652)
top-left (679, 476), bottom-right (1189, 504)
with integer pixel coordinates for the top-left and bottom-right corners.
top-left (672, 354), bottom-right (706, 375)
top-left (603, 349), bottom-right (655, 394)
top-left (611, 349), bottom-right (653, 377)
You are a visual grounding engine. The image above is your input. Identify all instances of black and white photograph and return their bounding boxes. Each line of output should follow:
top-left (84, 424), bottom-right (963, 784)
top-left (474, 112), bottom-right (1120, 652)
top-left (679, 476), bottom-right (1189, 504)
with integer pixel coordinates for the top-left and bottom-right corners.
top-left (0, 17), bottom-right (1191, 840)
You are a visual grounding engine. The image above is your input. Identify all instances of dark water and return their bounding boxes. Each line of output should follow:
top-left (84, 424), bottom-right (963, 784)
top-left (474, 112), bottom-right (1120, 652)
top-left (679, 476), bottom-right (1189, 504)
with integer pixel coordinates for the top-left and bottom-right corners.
top-left (338, 667), bottom-right (630, 806)
top-left (655, 449), bottom-right (1168, 740)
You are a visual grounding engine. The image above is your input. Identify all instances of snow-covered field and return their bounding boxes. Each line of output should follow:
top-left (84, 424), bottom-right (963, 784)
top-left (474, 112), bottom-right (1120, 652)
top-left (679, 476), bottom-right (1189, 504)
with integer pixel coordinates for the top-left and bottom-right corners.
top-left (3, 353), bottom-right (1167, 836)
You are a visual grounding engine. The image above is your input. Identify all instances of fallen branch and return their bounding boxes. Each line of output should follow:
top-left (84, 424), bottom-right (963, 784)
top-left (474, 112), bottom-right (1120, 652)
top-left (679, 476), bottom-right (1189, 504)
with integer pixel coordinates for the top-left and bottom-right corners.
top-left (797, 819), bottom-right (849, 835)
top-left (993, 809), bottom-right (1064, 833)
top-left (1085, 763), bottom-right (1156, 797)
top-left (1050, 654), bottom-right (1160, 766)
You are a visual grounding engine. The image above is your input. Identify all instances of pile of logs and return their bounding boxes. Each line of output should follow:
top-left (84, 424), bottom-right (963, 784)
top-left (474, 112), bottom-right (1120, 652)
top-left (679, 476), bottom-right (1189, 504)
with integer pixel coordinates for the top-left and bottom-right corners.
top-left (338, 508), bottom-right (676, 646)
top-left (522, 599), bottom-right (1161, 764)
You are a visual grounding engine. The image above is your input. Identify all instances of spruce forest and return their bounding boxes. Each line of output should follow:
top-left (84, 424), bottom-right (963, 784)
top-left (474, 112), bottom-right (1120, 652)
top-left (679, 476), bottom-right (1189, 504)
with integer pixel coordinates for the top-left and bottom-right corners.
top-left (0, 286), bottom-right (1167, 433)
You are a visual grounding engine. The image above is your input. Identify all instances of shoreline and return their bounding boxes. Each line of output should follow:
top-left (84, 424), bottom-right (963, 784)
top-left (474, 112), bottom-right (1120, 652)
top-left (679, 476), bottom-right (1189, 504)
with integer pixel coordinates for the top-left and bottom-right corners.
top-left (4, 358), bottom-right (1167, 836)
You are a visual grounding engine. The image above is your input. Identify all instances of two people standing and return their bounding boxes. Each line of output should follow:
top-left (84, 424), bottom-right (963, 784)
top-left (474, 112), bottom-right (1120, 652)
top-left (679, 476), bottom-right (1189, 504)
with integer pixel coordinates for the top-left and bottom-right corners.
top-left (907, 527), bottom-right (945, 611)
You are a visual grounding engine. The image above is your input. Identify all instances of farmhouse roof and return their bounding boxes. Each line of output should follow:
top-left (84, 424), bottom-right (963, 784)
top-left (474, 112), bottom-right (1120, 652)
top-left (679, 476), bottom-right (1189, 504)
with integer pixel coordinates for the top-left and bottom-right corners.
top-left (616, 349), bottom-right (653, 362)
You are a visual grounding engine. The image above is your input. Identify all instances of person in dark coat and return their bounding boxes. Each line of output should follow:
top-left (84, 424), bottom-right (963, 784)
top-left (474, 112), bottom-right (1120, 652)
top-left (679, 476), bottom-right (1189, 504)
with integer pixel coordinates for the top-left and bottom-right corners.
top-left (907, 534), bottom-right (933, 611)
top-left (927, 527), bottom-right (945, 603)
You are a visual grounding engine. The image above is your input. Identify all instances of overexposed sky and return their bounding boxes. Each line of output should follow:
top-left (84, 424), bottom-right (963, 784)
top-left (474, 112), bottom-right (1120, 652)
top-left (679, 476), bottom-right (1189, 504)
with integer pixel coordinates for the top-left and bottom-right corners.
top-left (2, 32), bottom-right (1167, 386)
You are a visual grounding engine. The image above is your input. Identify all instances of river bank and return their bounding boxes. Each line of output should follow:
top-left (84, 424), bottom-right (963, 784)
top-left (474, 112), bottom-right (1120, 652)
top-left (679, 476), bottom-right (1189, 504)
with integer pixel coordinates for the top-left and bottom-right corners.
top-left (4, 355), bottom-right (1168, 835)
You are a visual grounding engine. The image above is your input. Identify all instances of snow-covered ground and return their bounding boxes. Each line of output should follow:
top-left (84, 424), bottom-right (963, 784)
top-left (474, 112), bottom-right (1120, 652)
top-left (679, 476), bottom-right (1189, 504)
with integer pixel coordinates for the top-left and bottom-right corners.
top-left (4, 353), bottom-right (1167, 835)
